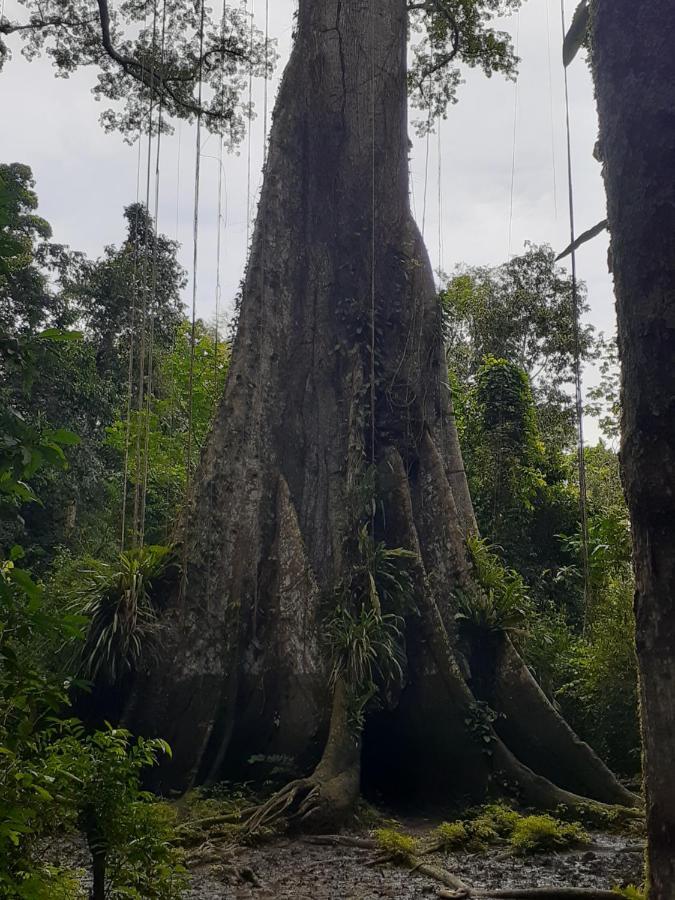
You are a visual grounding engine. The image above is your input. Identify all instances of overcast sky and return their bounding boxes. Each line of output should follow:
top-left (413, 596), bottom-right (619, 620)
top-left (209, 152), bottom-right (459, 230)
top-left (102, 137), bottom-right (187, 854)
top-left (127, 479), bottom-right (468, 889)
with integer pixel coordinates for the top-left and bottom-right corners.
top-left (1, 0), bottom-right (613, 440)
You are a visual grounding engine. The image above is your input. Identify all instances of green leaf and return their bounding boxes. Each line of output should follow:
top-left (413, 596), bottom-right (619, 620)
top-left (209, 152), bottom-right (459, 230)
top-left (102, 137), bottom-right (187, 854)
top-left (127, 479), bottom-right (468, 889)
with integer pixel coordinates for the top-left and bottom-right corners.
top-left (36, 328), bottom-right (83, 342)
top-left (49, 428), bottom-right (81, 447)
top-left (8, 568), bottom-right (42, 600)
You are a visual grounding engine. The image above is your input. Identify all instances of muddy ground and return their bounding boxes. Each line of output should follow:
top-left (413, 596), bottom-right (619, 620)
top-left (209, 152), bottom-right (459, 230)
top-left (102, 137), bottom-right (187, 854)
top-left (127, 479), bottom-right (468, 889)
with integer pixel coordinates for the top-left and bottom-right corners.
top-left (186, 826), bottom-right (644, 899)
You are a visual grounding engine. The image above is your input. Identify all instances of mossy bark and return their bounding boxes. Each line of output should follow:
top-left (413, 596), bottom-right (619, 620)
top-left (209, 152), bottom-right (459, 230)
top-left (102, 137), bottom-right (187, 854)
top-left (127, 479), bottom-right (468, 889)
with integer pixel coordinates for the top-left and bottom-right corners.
top-left (125, 0), bottom-right (633, 822)
top-left (591, 1), bottom-right (675, 894)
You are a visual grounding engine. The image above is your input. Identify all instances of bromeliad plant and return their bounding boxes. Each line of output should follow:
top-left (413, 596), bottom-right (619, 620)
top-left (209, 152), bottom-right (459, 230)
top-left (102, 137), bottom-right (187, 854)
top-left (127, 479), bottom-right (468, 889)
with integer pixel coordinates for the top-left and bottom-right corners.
top-left (327, 605), bottom-right (405, 718)
top-left (454, 536), bottom-right (531, 635)
top-left (72, 544), bottom-right (175, 683)
top-left (346, 524), bottom-right (416, 617)
top-left (327, 526), bottom-right (416, 728)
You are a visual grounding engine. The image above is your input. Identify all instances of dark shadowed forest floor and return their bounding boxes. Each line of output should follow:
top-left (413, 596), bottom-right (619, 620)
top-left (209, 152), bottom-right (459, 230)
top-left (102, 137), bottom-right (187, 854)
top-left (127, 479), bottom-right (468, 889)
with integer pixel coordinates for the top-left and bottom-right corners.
top-left (45, 810), bottom-right (644, 898)
top-left (184, 825), bottom-right (643, 899)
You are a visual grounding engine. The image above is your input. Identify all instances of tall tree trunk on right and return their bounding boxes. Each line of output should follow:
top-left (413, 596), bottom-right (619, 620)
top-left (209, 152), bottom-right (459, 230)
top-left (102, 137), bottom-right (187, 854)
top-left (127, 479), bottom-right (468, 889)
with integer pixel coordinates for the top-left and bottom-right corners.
top-left (592, 2), bottom-right (675, 896)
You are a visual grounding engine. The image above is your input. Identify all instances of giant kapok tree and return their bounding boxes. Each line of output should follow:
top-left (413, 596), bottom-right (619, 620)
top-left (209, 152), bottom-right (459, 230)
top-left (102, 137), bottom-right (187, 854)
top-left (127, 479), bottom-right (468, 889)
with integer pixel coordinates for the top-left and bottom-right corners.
top-left (121, 0), bottom-right (640, 826)
top-left (1, 0), bottom-right (638, 827)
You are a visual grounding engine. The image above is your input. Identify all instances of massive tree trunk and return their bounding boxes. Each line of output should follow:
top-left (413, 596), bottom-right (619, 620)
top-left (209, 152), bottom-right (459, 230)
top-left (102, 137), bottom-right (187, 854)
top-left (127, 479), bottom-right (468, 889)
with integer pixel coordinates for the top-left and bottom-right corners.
top-left (592, 2), bottom-right (675, 895)
top-left (124, 0), bottom-right (635, 822)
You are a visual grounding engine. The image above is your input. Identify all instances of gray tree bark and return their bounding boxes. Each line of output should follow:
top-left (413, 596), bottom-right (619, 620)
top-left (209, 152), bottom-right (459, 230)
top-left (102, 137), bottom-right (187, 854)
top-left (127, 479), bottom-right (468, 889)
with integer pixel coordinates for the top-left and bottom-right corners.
top-left (592, 1), bottom-right (675, 895)
top-left (124, 0), bottom-right (635, 823)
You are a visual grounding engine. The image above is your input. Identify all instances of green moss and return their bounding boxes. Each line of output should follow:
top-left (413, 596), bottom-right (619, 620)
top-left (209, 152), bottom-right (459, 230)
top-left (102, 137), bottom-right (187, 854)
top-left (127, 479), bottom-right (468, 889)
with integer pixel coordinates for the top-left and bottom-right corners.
top-left (476, 803), bottom-right (521, 837)
top-left (556, 802), bottom-right (644, 834)
top-left (434, 804), bottom-right (588, 856)
top-left (509, 814), bottom-right (588, 854)
top-left (373, 827), bottom-right (419, 862)
top-left (435, 803), bottom-right (522, 851)
top-left (435, 821), bottom-right (470, 849)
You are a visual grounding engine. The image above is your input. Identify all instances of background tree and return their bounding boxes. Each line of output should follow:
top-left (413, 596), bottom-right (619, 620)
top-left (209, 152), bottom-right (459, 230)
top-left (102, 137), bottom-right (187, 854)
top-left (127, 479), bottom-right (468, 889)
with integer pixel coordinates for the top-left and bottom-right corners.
top-left (0, 0), bottom-right (273, 139)
top-left (444, 242), bottom-right (596, 449)
top-left (456, 356), bottom-right (579, 609)
top-left (0, 163), bottom-right (77, 336)
top-left (0, 189), bottom-right (186, 895)
top-left (106, 319), bottom-right (229, 544)
top-left (445, 246), bottom-right (598, 613)
top-left (1, 167), bottom-right (193, 564)
top-left (66, 203), bottom-right (185, 380)
top-left (443, 239), bottom-right (638, 772)
top-left (586, 333), bottom-right (620, 445)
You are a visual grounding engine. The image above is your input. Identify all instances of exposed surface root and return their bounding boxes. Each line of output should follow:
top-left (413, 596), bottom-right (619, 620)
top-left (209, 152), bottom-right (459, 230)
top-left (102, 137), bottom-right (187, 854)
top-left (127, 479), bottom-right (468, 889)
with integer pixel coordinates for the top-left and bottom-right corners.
top-left (438, 890), bottom-right (624, 900)
top-left (176, 809), bottom-right (255, 836)
top-left (239, 778), bottom-right (320, 834)
top-left (304, 835), bottom-right (377, 849)
top-left (238, 679), bottom-right (361, 837)
top-left (492, 638), bottom-right (641, 809)
top-left (414, 860), bottom-right (471, 892)
top-left (392, 851), bottom-right (623, 900)
top-left (377, 446), bottom-right (637, 820)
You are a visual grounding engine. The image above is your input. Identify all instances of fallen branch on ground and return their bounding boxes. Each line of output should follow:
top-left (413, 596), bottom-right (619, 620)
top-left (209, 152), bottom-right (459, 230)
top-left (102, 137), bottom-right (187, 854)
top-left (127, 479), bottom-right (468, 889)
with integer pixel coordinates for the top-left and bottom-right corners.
top-left (438, 889), bottom-right (623, 900)
top-left (303, 835), bottom-right (377, 850)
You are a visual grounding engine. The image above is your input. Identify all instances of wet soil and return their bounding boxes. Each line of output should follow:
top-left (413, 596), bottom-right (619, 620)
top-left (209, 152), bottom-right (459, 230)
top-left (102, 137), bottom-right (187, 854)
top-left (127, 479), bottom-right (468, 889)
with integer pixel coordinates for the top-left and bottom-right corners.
top-left (186, 827), bottom-right (644, 899)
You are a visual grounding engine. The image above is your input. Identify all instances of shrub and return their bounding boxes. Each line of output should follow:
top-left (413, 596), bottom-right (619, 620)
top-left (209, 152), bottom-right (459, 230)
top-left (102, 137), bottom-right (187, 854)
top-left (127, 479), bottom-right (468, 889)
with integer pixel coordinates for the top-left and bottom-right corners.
top-left (0, 721), bottom-right (186, 899)
top-left (556, 576), bottom-right (640, 773)
top-left (0, 552), bottom-right (87, 898)
top-left (523, 575), bottom-right (640, 774)
top-left (69, 727), bottom-right (186, 899)
top-left (105, 800), bottom-right (186, 899)
top-left (11, 866), bottom-right (86, 899)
